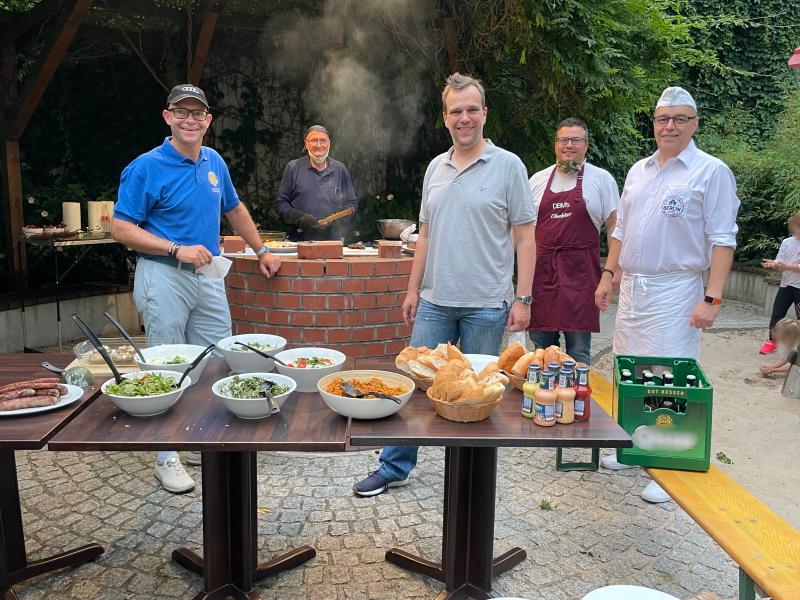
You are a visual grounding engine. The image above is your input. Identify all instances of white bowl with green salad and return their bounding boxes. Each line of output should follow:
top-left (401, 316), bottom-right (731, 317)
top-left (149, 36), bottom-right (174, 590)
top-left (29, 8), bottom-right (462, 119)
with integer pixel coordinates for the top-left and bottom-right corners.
top-left (216, 334), bottom-right (287, 373)
top-left (273, 347), bottom-right (346, 392)
top-left (134, 344), bottom-right (210, 385)
top-left (212, 373), bottom-right (296, 419)
top-left (101, 370), bottom-right (190, 417)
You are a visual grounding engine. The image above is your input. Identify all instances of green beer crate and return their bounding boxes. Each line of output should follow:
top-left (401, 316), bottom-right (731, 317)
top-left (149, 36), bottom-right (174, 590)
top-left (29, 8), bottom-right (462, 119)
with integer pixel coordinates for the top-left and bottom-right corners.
top-left (613, 355), bottom-right (712, 472)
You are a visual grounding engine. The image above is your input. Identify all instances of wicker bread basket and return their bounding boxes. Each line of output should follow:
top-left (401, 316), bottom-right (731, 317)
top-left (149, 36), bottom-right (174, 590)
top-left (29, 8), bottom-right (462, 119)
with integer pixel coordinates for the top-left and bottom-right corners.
top-left (426, 388), bottom-right (502, 422)
top-left (506, 371), bottom-right (525, 391)
top-left (410, 375), bottom-right (434, 391)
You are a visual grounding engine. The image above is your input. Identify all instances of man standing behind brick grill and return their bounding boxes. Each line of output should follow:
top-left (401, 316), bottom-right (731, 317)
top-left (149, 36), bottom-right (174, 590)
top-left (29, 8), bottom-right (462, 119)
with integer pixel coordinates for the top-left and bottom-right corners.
top-left (353, 73), bottom-right (537, 497)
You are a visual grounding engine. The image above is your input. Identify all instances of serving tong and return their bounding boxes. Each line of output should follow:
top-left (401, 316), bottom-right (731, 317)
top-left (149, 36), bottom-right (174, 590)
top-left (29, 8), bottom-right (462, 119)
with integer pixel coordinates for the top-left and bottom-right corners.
top-left (102, 311), bottom-right (146, 362)
top-left (260, 381), bottom-right (281, 415)
top-left (177, 344), bottom-right (217, 387)
top-left (341, 381), bottom-right (402, 404)
top-left (234, 342), bottom-right (288, 366)
top-left (71, 314), bottom-right (124, 384)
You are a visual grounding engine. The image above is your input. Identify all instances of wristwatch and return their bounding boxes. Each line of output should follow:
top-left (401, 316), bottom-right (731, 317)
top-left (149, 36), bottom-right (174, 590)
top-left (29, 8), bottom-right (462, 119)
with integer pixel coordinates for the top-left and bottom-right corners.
top-left (255, 245), bottom-right (270, 257)
top-left (703, 295), bottom-right (722, 306)
top-left (514, 295), bottom-right (533, 305)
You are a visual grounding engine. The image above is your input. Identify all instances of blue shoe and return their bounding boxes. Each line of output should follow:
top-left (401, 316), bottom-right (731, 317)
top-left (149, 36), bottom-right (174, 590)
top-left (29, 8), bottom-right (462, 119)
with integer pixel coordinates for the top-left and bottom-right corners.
top-left (353, 470), bottom-right (409, 497)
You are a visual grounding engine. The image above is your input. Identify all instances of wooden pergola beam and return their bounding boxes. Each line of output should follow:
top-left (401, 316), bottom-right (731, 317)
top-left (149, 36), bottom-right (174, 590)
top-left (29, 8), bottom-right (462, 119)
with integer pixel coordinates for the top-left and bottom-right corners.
top-left (187, 1), bottom-right (223, 85)
top-left (5, 0), bottom-right (95, 141)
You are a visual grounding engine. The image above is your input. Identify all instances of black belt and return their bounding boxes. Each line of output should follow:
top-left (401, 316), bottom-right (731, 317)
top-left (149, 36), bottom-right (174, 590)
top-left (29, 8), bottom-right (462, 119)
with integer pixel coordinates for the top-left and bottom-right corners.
top-left (143, 255), bottom-right (196, 272)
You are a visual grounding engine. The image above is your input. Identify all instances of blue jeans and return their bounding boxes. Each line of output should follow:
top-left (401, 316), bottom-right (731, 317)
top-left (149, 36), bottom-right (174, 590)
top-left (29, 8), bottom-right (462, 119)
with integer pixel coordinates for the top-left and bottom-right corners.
top-left (529, 330), bottom-right (592, 366)
top-left (378, 299), bottom-right (510, 482)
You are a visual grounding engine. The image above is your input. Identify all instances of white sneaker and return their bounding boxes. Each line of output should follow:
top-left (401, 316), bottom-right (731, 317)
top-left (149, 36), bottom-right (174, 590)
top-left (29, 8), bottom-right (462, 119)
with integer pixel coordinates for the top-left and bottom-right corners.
top-left (184, 451), bottom-right (201, 466)
top-left (155, 457), bottom-right (196, 493)
top-left (641, 481), bottom-right (671, 503)
top-left (600, 454), bottom-right (635, 470)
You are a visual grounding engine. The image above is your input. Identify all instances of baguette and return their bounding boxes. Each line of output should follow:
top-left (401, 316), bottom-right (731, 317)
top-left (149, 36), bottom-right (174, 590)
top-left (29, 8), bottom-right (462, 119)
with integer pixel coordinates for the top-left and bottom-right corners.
top-left (446, 343), bottom-right (469, 366)
top-left (498, 341), bottom-right (526, 372)
top-left (408, 359), bottom-right (436, 379)
top-left (477, 362), bottom-right (500, 381)
top-left (417, 355), bottom-right (448, 371)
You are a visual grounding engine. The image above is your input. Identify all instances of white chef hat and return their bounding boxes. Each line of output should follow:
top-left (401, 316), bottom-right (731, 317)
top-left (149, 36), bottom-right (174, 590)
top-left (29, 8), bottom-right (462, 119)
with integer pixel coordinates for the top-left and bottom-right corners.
top-left (656, 86), bottom-right (697, 111)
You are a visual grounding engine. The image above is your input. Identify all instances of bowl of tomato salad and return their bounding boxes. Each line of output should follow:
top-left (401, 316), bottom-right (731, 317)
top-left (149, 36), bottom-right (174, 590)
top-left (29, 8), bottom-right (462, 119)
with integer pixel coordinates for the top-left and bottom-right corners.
top-left (273, 347), bottom-right (347, 392)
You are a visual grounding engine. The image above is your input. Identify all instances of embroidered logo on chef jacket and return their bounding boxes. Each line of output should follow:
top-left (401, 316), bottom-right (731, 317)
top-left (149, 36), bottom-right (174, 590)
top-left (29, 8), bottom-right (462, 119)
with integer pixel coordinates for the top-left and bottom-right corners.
top-left (661, 195), bottom-right (685, 218)
top-left (208, 171), bottom-right (219, 186)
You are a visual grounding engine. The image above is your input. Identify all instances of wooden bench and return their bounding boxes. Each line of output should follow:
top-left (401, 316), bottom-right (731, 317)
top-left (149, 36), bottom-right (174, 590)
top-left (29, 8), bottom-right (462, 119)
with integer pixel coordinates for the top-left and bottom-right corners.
top-left (589, 370), bottom-right (800, 600)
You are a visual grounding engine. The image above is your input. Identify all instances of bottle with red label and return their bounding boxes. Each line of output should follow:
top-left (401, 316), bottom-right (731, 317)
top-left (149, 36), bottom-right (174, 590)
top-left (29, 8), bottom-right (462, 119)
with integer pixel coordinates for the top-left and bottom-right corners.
top-left (574, 366), bottom-right (591, 422)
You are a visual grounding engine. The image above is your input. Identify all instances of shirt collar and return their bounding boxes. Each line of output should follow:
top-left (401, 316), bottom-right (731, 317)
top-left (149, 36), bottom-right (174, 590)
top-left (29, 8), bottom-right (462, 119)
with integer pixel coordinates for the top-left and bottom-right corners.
top-left (445, 139), bottom-right (496, 165)
top-left (306, 155), bottom-right (333, 174)
top-left (646, 139), bottom-right (697, 169)
top-left (161, 137), bottom-right (208, 163)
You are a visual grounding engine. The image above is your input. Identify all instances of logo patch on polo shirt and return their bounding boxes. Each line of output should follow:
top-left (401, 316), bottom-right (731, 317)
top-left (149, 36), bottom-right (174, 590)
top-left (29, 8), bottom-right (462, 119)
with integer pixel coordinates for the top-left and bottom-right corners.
top-left (661, 195), bottom-right (684, 218)
top-left (208, 171), bottom-right (219, 186)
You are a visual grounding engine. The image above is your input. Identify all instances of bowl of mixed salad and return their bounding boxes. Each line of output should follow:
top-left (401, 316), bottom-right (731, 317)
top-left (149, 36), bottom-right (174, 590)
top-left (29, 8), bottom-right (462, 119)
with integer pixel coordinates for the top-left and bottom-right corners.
top-left (134, 344), bottom-right (211, 385)
top-left (216, 334), bottom-right (288, 373)
top-left (273, 347), bottom-right (346, 392)
top-left (101, 370), bottom-right (190, 417)
top-left (212, 373), bottom-right (296, 419)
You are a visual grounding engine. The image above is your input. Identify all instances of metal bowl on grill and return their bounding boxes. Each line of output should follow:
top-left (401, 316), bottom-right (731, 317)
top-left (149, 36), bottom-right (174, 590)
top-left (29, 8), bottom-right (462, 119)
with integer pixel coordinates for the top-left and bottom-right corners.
top-left (376, 219), bottom-right (415, 240)
top-left (258, 231), bottom-right (287, 242)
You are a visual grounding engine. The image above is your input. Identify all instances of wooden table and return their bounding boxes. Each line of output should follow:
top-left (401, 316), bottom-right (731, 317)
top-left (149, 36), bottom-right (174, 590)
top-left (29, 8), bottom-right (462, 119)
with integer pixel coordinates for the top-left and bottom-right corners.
top-left (48, 358), bottom-right (350, 600)
top-left (349, 360), bottom-right (632, 600)
top-left (0, 353), bottom-right (104, 600)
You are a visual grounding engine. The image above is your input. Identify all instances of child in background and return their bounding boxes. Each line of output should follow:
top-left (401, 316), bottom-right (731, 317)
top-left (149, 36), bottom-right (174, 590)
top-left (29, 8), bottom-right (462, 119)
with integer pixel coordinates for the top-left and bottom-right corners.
top-left (760, 210), bottom-right (800, 354)
top-left (760, 318), bottom-right (800, 376)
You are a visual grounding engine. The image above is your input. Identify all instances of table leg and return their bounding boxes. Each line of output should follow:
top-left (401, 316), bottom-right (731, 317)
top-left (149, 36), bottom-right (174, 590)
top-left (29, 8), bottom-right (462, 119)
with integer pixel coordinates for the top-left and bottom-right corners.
top-left (0, 450), bottom-right (104, 598)
top-left (385, 447), bottom-right (526, 599)
top-left (172, 452), bottom-right (315, 600)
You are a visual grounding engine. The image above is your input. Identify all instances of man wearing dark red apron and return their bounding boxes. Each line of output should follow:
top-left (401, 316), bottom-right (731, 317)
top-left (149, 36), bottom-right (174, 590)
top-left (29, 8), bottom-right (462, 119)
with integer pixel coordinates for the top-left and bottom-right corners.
top-left (528, 118), bottom-right (619, 364)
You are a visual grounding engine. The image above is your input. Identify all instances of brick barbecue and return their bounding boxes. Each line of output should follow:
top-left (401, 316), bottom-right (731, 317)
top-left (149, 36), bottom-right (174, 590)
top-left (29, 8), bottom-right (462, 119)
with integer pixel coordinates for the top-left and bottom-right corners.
top-left (226, 255), bottom-right (414, 358)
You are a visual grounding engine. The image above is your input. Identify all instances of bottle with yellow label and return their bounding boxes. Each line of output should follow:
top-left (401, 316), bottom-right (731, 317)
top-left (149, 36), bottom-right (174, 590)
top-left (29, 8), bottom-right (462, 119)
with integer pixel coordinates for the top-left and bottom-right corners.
top-left (521, 364), bottom-right (540, 418)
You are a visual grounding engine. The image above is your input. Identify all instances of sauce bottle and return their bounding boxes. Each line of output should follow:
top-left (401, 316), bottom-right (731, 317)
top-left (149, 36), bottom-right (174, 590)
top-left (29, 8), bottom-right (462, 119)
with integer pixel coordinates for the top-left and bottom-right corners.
top-left (521, 365), bottom-right (541, 418)
top-left (533, 371), bottom-right (557, 427)
top-left (555, 368), bottom-right (575, 424)
top-left (562, 360), bottom-right (577, 379)
top-left (573, 366), bottom-right (591, 422)
top-left (547, 362), bottom-right (561, 377)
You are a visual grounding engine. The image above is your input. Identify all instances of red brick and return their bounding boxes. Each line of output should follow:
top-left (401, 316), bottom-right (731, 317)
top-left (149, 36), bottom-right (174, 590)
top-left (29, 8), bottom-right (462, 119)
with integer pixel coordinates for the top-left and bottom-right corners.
top-left (253, 292), bottom-right (277, 307)
top-left (341, 312), bottom-right (365, 326)
top-left (386, 276), bottom-right (409, 291)
top-left (375, 293), bottom-right (397, 308)
top-left (237, 323), bottom-right (256, 334)
top-left (226, 290), bottom-right (248, 306)
top-left (233, 258), bottom-right (258, 273)
top-left (362, 342), bottom-right (386, 357)
top-left (315, 312), bottom-right (339, 327)
top-left (377, 242), bottom-right (402, 259)
top-left (327, 328), bottom-right (351, 343)
top-left (303, 328), bottom-right (327, 343)
top-left (342, 279), bottom-right (365, 293)
top-left (365, 278), bottom-right (389, 293)
top-left (303, 295), bottom-right (327, 310)
top-left (276, 294), bottom-right (301, 309)
top-left (266, 311), bottom-right (290, 326)
top-left (377, 325), bottom-right (398, 339)
top-left (364, 310), bottom-right (386, 324)
top-left (297, 241), bottom-right (343, 260)
top-left (274, 326), bottom-right (299, 340)
top-left (247, 275), bottom-right (270, 291)
top-left (353, 327), bottom-right (376, 342)
top-left (277, 260), bottom-right (299, 276)
top-left (397, 322), bottom-right (413, 336)
top-left (230, 305), bottom-right (247, 321)
top-left (265, 278), bottom-right (292, 293)
top-left (226, 273), bottom-right (245, 289)
top-left (354, 295), bottom-right (376, 309)
top-left (291, 279), bottom-right (314, 293)
top-left (386, 308), bottom-right (404, 323)
top-left (328, 296), bottom-right (351, 310)
top-left (396, 259), bottom-right (413, 275)
top-left (350, 261), bottom-right (374, 277)
top-left (291, 312), bottom-right (314, 326)
top-left (374, 261), bottom-right (396, 275)
top-left (314, 279), bottom-right (341, 293)
top-left (386, 339), bottom-right (408, 355)
top-left (247, 307), bottom-right (267, 323)
top-left (324, 260), bottom-right (349, 276)
top-left (299, 260), bottom-right (325, 277)
top-left (254, 324), bottom-right (272, 334)
top-left (339, 343), bottom-right (364, 358)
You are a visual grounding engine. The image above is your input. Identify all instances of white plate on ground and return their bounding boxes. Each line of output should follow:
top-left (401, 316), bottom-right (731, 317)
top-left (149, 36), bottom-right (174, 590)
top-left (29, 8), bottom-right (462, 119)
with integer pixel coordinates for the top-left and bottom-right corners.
top-left (464, 354), bottom-right (499, 373)
top-left (0, 384), bottom-right (84, 417)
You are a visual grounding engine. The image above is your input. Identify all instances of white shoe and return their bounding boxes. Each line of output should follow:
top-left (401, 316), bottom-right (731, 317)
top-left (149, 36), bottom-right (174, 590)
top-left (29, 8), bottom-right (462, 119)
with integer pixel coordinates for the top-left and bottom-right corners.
top-left (184, 451), bottom-right (201, 466)
top-left (641, 481), bottom-right (671, 504)
top-left (600, 454), bottom-right (635, 470)
top-left (155, 457), bottom-right (196, 493)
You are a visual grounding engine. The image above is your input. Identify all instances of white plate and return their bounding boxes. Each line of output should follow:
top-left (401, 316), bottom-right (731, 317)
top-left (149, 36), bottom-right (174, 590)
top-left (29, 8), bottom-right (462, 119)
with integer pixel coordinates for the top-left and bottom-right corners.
top-left (0, 384), bottom-right (84, 417)
top-left (464, 354), bottom-right (499, 373)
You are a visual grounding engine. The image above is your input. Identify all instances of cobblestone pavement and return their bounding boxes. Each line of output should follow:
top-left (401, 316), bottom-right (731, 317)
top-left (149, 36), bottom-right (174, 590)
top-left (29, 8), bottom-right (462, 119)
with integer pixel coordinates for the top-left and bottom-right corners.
top-left (12, 299), bottom-right (766, 600)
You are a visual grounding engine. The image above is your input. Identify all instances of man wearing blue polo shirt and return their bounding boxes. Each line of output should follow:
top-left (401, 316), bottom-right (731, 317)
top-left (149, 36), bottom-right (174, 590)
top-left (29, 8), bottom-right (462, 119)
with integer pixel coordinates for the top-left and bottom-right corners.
top-left (112, 84), bottom-right (281, 493)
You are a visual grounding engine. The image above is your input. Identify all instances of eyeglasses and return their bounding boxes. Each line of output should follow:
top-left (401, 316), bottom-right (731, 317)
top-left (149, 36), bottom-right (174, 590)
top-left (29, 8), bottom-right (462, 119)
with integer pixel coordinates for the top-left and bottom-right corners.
top-left (653, 115), bottom-right (697, 126)
top-left (168, 107), bottom-right (208, 120)
top-left (305, 138), bottom-right (330, 146)
top-left (555, 137), bottom-right (587, 145)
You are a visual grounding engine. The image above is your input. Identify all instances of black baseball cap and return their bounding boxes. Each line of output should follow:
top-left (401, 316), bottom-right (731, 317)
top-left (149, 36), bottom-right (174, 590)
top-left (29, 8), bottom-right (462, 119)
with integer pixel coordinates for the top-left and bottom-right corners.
top-left (166, 84), bottom-right (209, 108)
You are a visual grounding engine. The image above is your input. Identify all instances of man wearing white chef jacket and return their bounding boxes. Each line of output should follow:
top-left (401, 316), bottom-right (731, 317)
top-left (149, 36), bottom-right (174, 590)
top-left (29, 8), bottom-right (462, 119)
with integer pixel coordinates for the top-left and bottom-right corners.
top-left (595, 86), bottom-right (740, 503)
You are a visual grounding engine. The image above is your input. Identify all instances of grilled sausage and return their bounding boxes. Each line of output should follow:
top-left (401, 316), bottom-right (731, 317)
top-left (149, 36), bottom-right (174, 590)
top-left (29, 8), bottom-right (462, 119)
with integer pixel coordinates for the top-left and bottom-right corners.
top-left (0, 388), bottom-right (37, 401)
top-left (0, 395), bottom-right (59, 411)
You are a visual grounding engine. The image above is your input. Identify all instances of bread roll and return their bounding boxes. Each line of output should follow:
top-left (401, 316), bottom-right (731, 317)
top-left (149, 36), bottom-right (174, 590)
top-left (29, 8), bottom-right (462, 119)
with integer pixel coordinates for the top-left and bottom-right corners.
top-left (498, 341), bottom-right (526, 371)
top-left (418, 355), bottom-right (447, 371)
top-left (446, 343), bottom-right (469, 366)
top-left (533, 349), bottom-right (546, 369)
top-left (477, 362), bottom-right (499, 381)
top-left (408, 360), bottom-right (436, 379)
top-left (511, 351), bottom-right (538, 377)
top-left (544, 346), bottom-right (561, 368)
top-left (484, 372), bottom-right (509, 386)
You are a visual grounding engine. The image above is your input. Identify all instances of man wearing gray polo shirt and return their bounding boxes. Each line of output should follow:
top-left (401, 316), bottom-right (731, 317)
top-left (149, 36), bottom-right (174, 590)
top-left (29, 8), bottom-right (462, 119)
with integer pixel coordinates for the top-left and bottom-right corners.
top-left (353, 73), bottom-right (536, 497)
